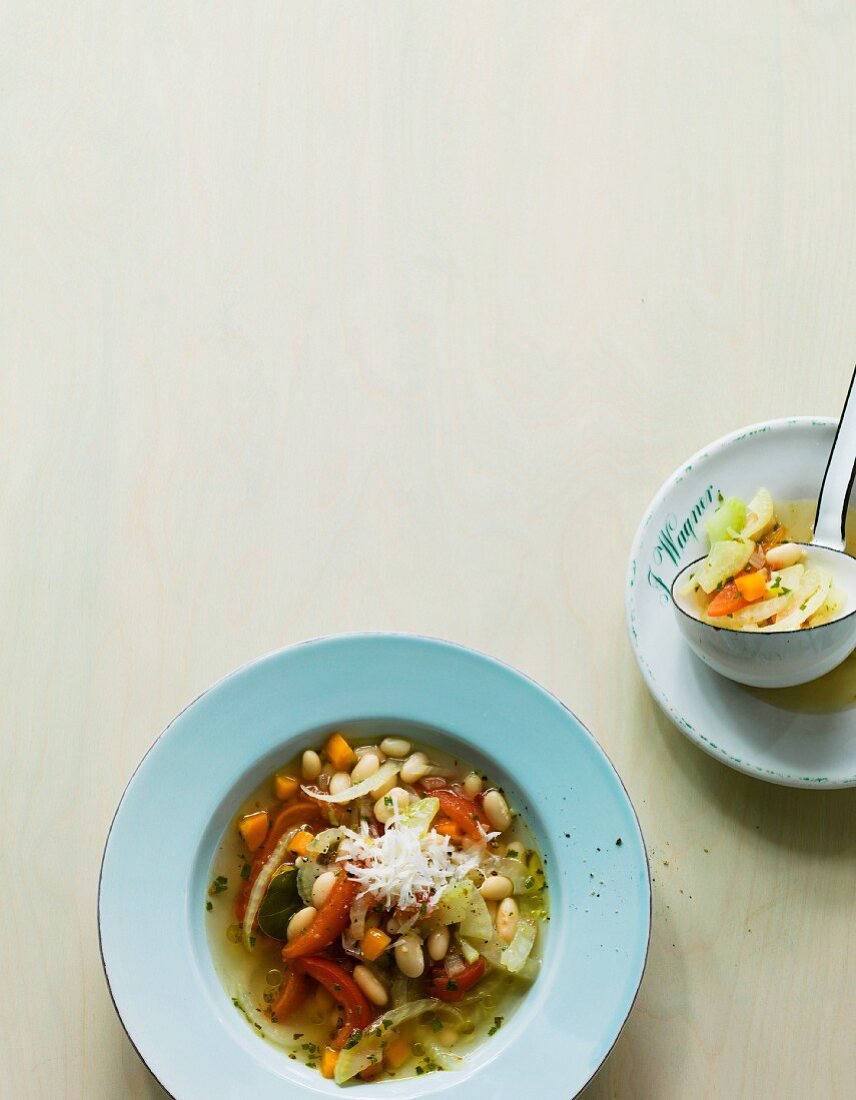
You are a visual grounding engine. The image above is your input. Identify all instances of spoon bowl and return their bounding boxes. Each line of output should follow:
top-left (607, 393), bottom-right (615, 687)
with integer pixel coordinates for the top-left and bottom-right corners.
top-left (670, 364), bottom-right (856, 689)
top-left (671, 545), bottom-right (856, 688)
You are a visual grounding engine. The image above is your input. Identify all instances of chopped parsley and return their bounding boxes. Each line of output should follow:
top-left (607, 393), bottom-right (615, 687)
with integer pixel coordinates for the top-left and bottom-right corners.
top-left (205, 900), bottom-right (213, 911)
top-left (208, 875), bottom-right (228, 896)
top-left (240, 863), bottom-right (252, 880)
top-left (487, 1015), bottom-right (505, 1036)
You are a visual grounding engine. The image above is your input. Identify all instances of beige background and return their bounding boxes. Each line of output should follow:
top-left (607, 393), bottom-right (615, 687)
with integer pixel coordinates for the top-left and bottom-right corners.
top-left (3, 3), bottom-right (855, 1097)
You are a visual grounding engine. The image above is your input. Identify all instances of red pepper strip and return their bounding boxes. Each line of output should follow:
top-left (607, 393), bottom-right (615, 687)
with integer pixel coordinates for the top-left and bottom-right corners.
top-left (433, 789), bottom-right (490, 841)
top-left (295, 955), bottom-right (374, 1049)
top-left (281, 872), bottom-right (359, 961)
top-left (235, 801), bottom-right (325, 921)
top-left (271, 966), bottom-right (309, 1021)
top-left (428, 957), bottom-right (486, 1002)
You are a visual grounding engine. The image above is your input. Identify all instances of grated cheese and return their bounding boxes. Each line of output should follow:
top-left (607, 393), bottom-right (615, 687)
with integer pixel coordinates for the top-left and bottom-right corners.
top-left (335, 807), bottom-right (486, 916)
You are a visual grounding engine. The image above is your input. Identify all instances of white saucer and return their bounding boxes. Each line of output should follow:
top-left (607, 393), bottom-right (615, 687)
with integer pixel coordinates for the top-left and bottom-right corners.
top-left (626, 417), bottom-right (856, 788)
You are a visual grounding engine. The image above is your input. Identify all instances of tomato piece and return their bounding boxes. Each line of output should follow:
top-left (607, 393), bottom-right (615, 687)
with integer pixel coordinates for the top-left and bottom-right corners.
top-left (706, 583), bottom-right (749, 618)
top-left (281, 872), bottom-right (359, 960)
top-left (428, 957), bottom-right (486, 1002)
top-left (295, 956), bottom-right (374, 1048)
top-left (433, 789), bottom-right (490, 841)
top-left (271, 966), bottom-right (309, 1021)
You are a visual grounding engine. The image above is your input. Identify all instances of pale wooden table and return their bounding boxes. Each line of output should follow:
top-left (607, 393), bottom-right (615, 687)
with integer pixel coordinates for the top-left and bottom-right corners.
top-left (3, 4), bottom-right (855, 1098)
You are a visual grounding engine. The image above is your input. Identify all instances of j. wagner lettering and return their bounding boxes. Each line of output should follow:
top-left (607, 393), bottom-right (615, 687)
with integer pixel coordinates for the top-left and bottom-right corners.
top-left (648, 485), bottom-right (718, 603)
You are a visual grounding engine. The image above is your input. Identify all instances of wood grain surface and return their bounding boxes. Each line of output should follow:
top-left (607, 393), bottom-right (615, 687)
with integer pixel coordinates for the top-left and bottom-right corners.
top-left (2, 4), bottom-right (855, 1097)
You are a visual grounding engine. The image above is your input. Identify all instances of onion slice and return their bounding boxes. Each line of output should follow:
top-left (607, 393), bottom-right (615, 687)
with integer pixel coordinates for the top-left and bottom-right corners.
top-left (242, 827), bottom-right (298, 952)
top-left (234, 987), bottom-right (295, 1048)
top-left (334, 998), bottom-right (440, 1083)
top-left (301, 760), bottom-right (399, 804)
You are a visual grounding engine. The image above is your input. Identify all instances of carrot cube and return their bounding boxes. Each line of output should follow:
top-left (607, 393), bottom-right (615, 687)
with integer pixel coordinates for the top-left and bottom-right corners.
top-left (237, 810), bottom-right (269, 852)
top-left (287, 829), bottom-right (314, 857)
top-left (735, 570), bottom-right (768, 602)
top-left (326, 732), bottom-right (356, 771)
top-left (321, 1047), bottom-right (339, 1079)
top-left (360, 927), bottom-right (391, 961)
top-left (275, 774), bottom-right (299, 800)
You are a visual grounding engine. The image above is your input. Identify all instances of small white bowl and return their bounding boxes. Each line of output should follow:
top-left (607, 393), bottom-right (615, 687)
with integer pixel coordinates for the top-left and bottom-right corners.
top-left (671, 549), bottom-right (856, 688)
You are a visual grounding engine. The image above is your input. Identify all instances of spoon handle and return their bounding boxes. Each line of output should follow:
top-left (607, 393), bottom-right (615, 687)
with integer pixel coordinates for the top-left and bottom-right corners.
top-left (814, 364), bottom-right (856, 551)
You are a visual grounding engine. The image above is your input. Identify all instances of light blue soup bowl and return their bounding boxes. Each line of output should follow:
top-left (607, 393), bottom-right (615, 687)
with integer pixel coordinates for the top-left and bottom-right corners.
top-left (99, 634), bottom-right (651, 1099)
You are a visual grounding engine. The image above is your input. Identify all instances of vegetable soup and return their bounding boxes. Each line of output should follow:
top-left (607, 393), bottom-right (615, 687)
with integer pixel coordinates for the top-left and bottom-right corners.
top-left (206, 730), bottom-right (547, 1085)
top-left (678, 488), bottom-right (848, 631)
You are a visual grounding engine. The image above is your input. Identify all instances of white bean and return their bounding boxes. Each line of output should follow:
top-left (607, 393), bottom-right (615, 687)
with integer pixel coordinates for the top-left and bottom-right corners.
top-left (301, 750), bottom-right (322, 781)
top-left (482, 789), bottom-right (512, 832)
top-left (351, 752), bottom-right (381, 784)
top-left (479, 873), bottom-right (514, 901)
top-left (329, 771), bottom-right (351, 796)
top-left (352, 964), bottom-right (389, 1006)
top-left (380, 737), bottom-right (411, 758)
top-left (400, 752), bottom-right (431, 785)
top-left (287, 906), bottom-right (318, 941)
top-left (374, 786), bottom-right (409, 823)
top-left (427, 926), bottom-right (450, 961)
top-left (311, 870), bottom-right (337, 908)
top-left (463, 772), bottom-right (483, 798)
top-left (394, 933), bottom-right (425, 978)
top-left (766, 542), bottom-right (806, 570)
top-left (496, 897), bottom-right (519, 944)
